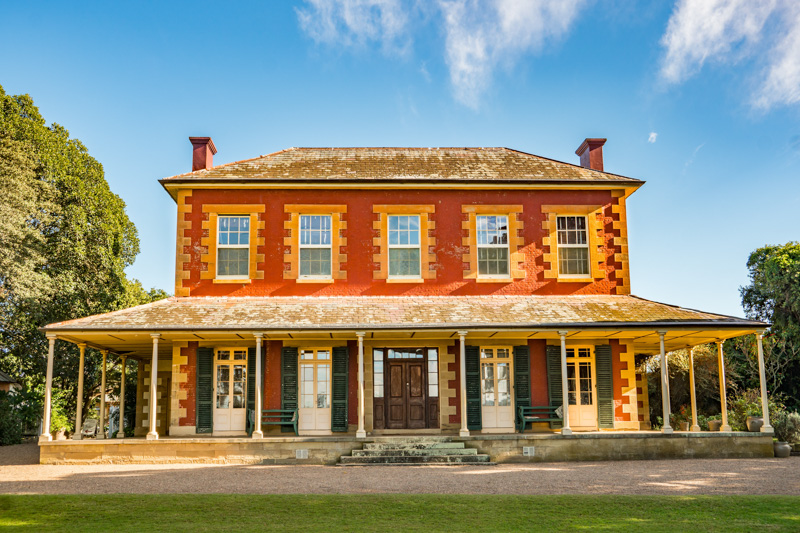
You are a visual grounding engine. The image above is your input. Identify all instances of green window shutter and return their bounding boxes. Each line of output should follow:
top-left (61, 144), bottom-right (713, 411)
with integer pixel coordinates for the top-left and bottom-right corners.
top-left (595, 344), bottom-right (614, 429)
top-left (196, 347), bottom-right (214, 434)
top-left (246, 347), bottom-right (256, 435)
top-left (513, 345), bottom-right (531, 427)
top-left (331, 346), bottom-right (349, 432)
top-left (546, 345), bottom-right (563, 429)
top-left (281, 346), bottom-right (298, 433)
top-left (465, 345), bottom-right (482, 431)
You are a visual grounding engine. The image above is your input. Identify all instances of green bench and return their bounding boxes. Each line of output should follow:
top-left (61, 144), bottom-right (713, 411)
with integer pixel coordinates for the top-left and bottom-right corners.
top-left (261, 409), bottom-right (299, 435)
top-left (517, 405), bottom-right (563, 432)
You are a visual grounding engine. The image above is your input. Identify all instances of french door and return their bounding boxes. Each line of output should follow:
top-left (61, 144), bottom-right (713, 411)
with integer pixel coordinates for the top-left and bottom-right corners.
top-left (214, 349), bottom-right (247, 433)
top-left (298, 348), bottom-right (332, 435)
top-left (480, 347), bottom-right (514, 431)
top-left (566, 347), bottom-right (597, 428)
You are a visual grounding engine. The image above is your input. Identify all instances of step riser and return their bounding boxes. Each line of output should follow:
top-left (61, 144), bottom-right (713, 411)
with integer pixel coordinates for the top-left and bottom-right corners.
top-left (363, 442), bottom-right (465, 451)
top-left (353, 449), bottom-right (478, 457)
top-left (339, 455), bottom-right (491, 464)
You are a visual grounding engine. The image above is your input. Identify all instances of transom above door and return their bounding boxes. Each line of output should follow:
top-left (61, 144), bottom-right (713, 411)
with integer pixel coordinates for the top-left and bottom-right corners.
top-left (299, 348), bottom-right (332, 435)
top-left (373, 348), bottom-right (439, 430)
top-left (480, 347), bottom-right (514, 431)
top-left (214, 348), bottom-right (247, 434)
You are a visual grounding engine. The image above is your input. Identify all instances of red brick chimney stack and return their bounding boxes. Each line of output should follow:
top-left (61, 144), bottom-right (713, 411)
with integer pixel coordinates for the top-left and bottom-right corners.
top-left (189, 137), bottom-right (217, 172)
top-left (575, 138), bottom-right (606, 172)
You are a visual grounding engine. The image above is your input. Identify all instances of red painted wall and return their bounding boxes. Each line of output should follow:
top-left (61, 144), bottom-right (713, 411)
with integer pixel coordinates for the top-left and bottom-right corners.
top-left (179, 188), bottom-right (622, 297)
top-left (179, 341), bottom-right (197, 427)
top-left (265, 340), bottom-right (283, 410)
top-left (528, 339), bottom-right (549, 406)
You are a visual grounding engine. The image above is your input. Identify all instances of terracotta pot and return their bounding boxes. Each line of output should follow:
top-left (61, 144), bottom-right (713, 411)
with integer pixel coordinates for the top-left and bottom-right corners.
top-left (679, 421), bottom-right (690, 431)
top-left (774, 441), bottom-right (792, 458)
top-left (708, 419), bottom-right (722, 432)
top-left (746, 416), bottom-right (764, 432)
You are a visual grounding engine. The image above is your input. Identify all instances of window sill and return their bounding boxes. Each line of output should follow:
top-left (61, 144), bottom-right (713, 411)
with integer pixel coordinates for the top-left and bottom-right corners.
top-left (296, 278), bottom-right (335, 284)
top-left (475, 277), bottom-right (514, 284)
top-left (213, 278), bottom-right (252, 284)
top-left (387, 278), bottom-right (425, 284)
top-left (557, 277), bottom-right (593, 283)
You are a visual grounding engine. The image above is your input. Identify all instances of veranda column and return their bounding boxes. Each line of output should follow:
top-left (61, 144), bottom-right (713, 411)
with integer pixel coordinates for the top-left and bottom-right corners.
top-left (117, 355), bottom-right (127, 438)
top-left (356, 332), bottom-right (366, 438)
top-left (72, 343), bottom-right (87, 440)
top-left (716, 341), bottom-right (732, 431)
top-left (97, 350), bottom-right (108, 439)
top-left (558, 331), bottom-right (572, 435)
top-left (147, 334), bottom-right (161, 440)
top-left (458, 330), bottom-right (469, 438)
top-left (688, 347), bottom-right (700, 432)
top-left (39, 334), bottom-right (57, 442)
top-left (756, 332), bottom-right (773, 433)
top-left (658, 331), bottom-right (673, 434)
top-left (252, 333), bottom-right (264, 439)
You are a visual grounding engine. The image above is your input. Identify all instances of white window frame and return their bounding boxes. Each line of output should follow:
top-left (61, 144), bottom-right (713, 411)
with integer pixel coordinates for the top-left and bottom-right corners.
top-left (299, 214), bottom-right (333, 280)
top-left (556, 214), bottom-right (590, 279)
top-left (476, 214), bottom-right (510, 278)
top-left (216, 215), bottom-right (250, 280)
top-left (387, 214), bottom-right (422, 279)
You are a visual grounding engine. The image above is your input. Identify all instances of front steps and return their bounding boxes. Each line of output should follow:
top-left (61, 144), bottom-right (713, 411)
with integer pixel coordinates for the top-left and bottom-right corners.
top-left (338, 436), bottom-right (494, 466)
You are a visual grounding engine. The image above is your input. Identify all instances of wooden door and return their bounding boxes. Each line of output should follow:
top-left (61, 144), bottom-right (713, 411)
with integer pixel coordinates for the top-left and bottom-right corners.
top-left (386, 361), bottom-right (427, 429)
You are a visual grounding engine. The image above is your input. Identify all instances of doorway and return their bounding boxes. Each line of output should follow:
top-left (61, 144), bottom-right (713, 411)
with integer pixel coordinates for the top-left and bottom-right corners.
top-left (213, 348), bottom-right (247, 434)
top-left (373, 348), bottom-right (439, 430)
top-left (298, 348), bottom-right (332, 435)
top-left (480, 347), bottom-right (514, 432)
top-left (566, 347), bottom-right (598, 429)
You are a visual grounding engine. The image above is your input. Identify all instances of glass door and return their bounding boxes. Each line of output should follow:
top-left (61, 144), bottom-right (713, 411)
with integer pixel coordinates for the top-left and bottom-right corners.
top-left (214, 349), bottom-right (247, 433)
top-left (566, 347), bottom-right (597, 429)
top-left (480, 347), bottom-right (514, 431)
top-left (298, 348), bottom-right (331, 435)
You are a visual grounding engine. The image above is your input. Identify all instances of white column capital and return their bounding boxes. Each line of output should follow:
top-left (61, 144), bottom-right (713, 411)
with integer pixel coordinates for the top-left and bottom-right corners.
top-left (150, 333), bottom-right (162, 340)
top-left (46, 333), bottom-right (58, 341)
top-left (355, 331), bottom-right (366, 338)
top-left (657, 330), bottom-right (667, 338)
top-left (557, 330), bottom-right (568, 337)
top-left (253, 332), bottom-right (264, 340)
top-left (457, 330), bottom-right (468, 338)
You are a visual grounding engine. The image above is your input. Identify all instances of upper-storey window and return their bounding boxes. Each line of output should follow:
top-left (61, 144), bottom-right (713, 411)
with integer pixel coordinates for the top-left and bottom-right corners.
top-left (476, 215), bottom-right (509, 277)
top-left (299, 214), bottom-right (332, 278)
top-left (557, 215), bottom-right (590, 277)
top-left (388, 215), bottom-right (421, 278)
top-left (217, 216), bottom-right (250, 278)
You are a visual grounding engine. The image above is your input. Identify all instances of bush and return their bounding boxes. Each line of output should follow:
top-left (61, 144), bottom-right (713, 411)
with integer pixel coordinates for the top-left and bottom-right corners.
top-left (727, 389), bottom-right (784, 431)
top-left (772, 411), bottom-right (800, 443)
top-left (0, 391), bottom-right (24, 446)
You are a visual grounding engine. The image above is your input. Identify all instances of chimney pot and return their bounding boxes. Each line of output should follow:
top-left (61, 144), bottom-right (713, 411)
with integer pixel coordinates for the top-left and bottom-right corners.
top-left (189, 137), bottom-right (217, 171)
top-left (575, 138), bottom-right (606, 172)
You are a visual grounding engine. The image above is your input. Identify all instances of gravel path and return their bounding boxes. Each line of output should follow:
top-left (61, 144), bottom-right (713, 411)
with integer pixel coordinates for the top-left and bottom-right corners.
top-left (2, 443), bottom-right (798, 495)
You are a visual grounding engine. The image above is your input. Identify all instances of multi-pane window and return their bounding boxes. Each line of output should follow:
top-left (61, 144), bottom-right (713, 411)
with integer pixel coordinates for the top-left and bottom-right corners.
top-left (300, 349), bottom-right (331, 409)
top-left (476, 215), bottom-right (509, 276)
top-left (566, 348), bottom-right (593, 406)
top-left (557, 215), bottom-right (590, 276)
top-left (215, 349), bottom-right (246, 410)
top-left (299, 215), bottom-right (332, 278)
top-left (388, 215), bottom-right (421, 277)
top-left (217, 216), bottom-right (250, 278)
top-left (480, 347), bottom-right (511, 407)
top-left (427, 348), bottom-right (439, 397)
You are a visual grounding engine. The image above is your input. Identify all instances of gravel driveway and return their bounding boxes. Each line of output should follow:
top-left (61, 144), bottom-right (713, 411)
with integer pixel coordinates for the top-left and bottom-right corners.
top-left (2, 442), bottom-right (798, 495)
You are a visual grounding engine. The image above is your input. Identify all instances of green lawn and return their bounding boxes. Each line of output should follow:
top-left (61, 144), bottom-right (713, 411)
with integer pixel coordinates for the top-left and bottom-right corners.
top-left (1, 495), bottom-right (798, 532)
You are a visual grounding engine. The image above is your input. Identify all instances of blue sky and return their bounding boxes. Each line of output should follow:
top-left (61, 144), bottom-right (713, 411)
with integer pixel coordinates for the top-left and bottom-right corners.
top-left (1, 0), bottom-right (798, 317)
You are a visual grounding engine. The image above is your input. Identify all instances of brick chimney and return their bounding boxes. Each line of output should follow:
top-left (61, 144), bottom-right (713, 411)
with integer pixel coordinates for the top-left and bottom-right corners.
top-left (575, 138), bottom-right (606, 172)
top-left (189, 137), bottom-right (217, 171)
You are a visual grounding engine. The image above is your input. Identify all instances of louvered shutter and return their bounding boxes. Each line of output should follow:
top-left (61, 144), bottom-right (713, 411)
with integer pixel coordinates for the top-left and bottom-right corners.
top-left (281, 346), bottom-right (298, 433)
top-left (546, 345), bottom-right (563, 429)
top-left (513, 345), bottom-right (531, 428)
top-left (246, 347), bottom-right (256, 435)
top-left (196, 347), bottom-right (214, 433)
top-left (331, 346), bottom-right (349, 432)
top-left (595, 344), bottom-right (614, 429)
top-left (465, 345), bottom-right (482, 431)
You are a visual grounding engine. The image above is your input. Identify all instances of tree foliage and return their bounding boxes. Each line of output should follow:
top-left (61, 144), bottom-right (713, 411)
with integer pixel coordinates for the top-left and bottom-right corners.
top-left (0, 84), bottom-right (168, 427)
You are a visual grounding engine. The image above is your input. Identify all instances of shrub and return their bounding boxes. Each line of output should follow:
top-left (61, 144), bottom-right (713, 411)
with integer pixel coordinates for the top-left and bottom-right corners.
top-left (772, 411), bottom-right (800, 443)
top-left (727, 389), bottom-right (784, 431)
top-left (0, 391), bottom-right (24, 446)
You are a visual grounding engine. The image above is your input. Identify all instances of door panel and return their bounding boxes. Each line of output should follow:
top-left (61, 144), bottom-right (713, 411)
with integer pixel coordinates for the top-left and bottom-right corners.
top-left (407, 362), bottom-right (426, 429)
top-left (387, 363), bottom-right (406, 429)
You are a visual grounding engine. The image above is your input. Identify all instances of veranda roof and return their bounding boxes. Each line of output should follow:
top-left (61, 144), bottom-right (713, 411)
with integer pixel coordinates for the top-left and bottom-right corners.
top-left (42, 295), bottom-right (765, 358)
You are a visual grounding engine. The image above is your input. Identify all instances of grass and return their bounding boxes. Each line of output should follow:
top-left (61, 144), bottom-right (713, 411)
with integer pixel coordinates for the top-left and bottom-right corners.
top-left (1, 494), bottom-right (799, 532)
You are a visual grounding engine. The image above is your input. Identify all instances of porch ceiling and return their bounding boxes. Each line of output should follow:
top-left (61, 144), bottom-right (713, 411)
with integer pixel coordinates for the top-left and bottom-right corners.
top-left (44, 294), bottom-right (765, 358)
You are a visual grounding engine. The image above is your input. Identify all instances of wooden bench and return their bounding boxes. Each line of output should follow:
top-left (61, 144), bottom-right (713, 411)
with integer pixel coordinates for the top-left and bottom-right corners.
top-left (517, 405), bottom-right (563, 433)
top-left (260, 409), bottom-right (299, 435)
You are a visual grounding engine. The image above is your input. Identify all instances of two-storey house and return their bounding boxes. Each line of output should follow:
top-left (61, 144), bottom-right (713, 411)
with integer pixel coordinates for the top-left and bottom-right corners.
top-left (38, 137), bottom-right (774, 464)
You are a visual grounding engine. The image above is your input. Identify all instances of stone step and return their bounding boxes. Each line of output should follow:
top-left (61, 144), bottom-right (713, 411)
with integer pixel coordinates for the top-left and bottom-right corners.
top-left (369, 436), bottom-right (454, 444)
top-left (352, 448), bottom-right (478, 457)
top-left (339, 454), bottom-right (492, 465)
top-left (363, 441), bottom-right (465, 451)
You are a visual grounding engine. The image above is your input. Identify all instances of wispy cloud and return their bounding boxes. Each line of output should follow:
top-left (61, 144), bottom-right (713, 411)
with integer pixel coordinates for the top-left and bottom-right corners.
top-left (296, 0), bottom-right (410, 53)
top-left (660, 0), bottom-right (800, 110)
top-left (648, 132), bottom-right (658, 143)
top-left (683, 142), bottom-right (705, 174)
top-left (438, 0), bottom-right (585, 108)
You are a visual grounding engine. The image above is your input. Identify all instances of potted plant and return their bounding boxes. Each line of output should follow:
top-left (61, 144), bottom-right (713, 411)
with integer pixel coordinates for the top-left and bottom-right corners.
top-left (707, 414), bottom-right (723, 432)
top-left (671, 406), bottom-right (691, 431)
top-left (771, 410), bottom-right (800, 458)
top-left (745, 405), bottom-right (764, 432)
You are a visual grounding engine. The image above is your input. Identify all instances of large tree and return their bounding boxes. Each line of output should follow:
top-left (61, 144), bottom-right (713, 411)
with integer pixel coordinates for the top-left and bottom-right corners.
top-left (0, 85), bottom-right (168, 429)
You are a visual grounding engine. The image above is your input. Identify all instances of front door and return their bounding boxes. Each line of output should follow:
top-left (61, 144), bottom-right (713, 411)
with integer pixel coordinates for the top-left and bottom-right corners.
top-left (373, 348), bottom-right (438, 430)
top-left (480, 347), bottom-right (514, 431)
top-left (566, 347), bottom-right (598, 429)
top-left (214, 349), bottom-right (247, 433)
top-left (298, 348), bottom-right (332, 435)
top-left (387, 360), bottom-right (427, 429)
